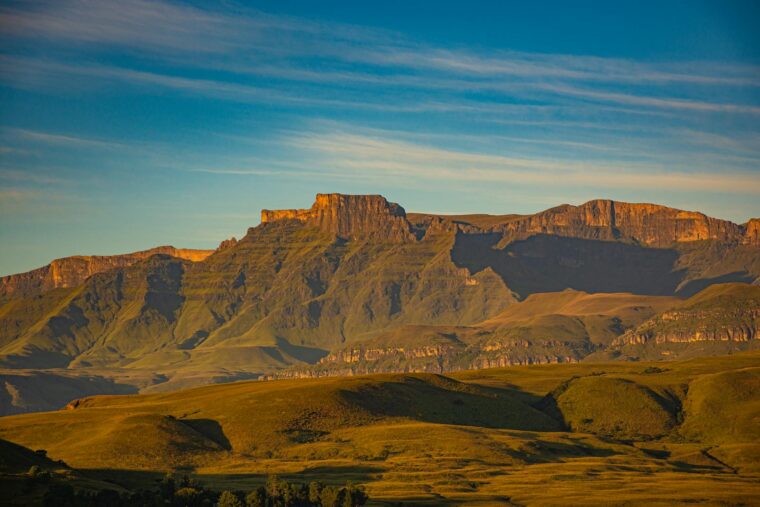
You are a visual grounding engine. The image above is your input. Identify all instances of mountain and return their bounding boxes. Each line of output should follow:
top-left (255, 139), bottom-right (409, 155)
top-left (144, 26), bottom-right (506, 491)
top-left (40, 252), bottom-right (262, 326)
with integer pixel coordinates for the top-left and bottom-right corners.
top-left (0, 245), bottom-right (214, 302)
top-left (0, 353), bottom-right (759, 505)
top-left (0, 193), bottom-right (758, 413)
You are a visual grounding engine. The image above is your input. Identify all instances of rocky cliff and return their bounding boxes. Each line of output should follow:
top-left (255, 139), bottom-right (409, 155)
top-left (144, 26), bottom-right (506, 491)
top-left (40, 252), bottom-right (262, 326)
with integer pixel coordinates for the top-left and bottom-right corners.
top-left (259, 194), bottom-right (758, 249)
top-left (494, 200), bottom-right (744, 247)
top-left (612, 283), bottom-right (760, 353)
top-left (261, 193), bottom-right (415, 242)
top-left (744, 219), bottom-right (760, 246)
top-left (0, 246), bottom-right (213, 301)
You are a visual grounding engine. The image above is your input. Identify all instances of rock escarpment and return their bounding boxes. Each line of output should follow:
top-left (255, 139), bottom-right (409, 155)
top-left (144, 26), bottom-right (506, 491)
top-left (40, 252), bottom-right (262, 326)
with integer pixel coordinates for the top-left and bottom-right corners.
top-left (495, 200), bottom-right (744, 247)
top-left (261, 193), bottom-right (415, 242)
top-left (612, 283), bottom-right (760, 349)
top-left (260, 194), bottom-right (759, 250)
top-left (0, 246), bottom-right (213, 301)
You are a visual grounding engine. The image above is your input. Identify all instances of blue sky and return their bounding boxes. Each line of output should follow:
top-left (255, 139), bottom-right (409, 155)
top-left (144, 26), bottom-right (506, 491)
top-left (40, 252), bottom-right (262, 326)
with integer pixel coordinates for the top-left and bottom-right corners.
top-left (0, 0), bottom-right (759, 275)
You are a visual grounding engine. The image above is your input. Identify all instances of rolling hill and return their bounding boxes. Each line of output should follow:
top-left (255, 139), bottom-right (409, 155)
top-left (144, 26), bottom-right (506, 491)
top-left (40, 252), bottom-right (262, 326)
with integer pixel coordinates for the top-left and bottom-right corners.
top-left (1, 353), bottom-right (759, 505)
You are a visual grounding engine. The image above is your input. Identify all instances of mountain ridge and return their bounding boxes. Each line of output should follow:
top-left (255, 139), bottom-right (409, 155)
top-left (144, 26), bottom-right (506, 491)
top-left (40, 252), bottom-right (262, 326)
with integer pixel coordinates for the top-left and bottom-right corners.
top-left (0, 245), bottom-right (214, 302)
top-left (0, 193), bottom-right (758, 414)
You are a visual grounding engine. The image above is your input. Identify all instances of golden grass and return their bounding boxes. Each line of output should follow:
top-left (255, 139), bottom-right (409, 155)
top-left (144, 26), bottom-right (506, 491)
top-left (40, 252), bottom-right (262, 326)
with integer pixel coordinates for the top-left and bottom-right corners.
top-left (1, 352), bottom-right (760, 505)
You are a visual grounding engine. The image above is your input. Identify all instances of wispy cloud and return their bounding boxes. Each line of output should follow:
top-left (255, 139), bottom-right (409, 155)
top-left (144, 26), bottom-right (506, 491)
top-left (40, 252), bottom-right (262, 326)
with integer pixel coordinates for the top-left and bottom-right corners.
top-left (0, 168), bottom-right (64, 185)
top-left (286, 127), bottom-right (760, 194)
top-left (1, 0), bottom-right (758, 118)
top-left (7, 128), bottom-right (124, 149)
top-left (0, 0), bottom-right (758, 227)
top-left (541, 83), bottom-right (760, 115)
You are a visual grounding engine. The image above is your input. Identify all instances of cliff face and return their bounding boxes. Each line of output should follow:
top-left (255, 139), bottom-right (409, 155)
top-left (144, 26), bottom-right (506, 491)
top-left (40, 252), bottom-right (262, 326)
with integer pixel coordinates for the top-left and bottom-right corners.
top-left (497, 200), bottom-right (743, 247)
top-left (744, 219), bottom-right (760, 246)
top-left (612, 284), bottom-right (760, 349)
top-left (0, 246), bottom-right (213, 300)
top-left (261, 193), bottom-right (415, 242)
top-left (259, 195), bottom-right (754, 249)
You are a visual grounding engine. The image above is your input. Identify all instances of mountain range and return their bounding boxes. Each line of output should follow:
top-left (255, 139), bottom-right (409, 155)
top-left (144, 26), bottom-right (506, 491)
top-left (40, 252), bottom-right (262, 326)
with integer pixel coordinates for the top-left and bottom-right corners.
top-left (1, 193), bottom-right (758, 415)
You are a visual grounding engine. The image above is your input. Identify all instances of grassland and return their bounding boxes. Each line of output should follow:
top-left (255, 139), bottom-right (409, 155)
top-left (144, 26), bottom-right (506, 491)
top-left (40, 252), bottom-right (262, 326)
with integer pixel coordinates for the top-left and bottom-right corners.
top-left (1, 351), bottom-right (759, 505)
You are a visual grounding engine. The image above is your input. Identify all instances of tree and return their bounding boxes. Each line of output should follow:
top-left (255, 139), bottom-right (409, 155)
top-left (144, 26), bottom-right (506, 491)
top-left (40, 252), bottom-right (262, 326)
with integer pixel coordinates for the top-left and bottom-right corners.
top-left (175, 487), bottom-right (202, 507)
top-left (308, 481), bottom-right (324, 505)
top-left (245, 486), bottom-right (266, 507)
top-left (284, 482), bottom-right (308, 506)
top-left (342, 482), bottom-right (368, 507)
top-left (160, 472), bottom-right (176, 500)
top-left (266, 475), bottom-right (282, 500)
top-left (218, 490), bottom-right (244, 507)
top-left (319, 486), bottom-right (344, 507)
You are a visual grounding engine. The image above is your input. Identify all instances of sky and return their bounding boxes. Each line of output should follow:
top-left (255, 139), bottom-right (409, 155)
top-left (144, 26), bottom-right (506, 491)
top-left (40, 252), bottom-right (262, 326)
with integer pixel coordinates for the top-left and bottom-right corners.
top-left (0, 0), bottom-right (759, 276)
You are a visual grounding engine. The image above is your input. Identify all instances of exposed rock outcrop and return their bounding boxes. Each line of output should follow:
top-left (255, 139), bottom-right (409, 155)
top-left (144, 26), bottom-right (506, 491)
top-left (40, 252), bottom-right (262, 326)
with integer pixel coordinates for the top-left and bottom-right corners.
top-left (744, 219), bottom-right (760, 246)
top-left (216, 237), bottom-right (238, 251)
top-left (496, 200), bottom-right (743, 247)
top-left (261, 193), bottom-right (415, 242)
top-left (612, 284), bottom-right (760, 348)
top-left (260, 195), bottom-right (754, 249)
top-left (0, 246), bottom-right (213, 300)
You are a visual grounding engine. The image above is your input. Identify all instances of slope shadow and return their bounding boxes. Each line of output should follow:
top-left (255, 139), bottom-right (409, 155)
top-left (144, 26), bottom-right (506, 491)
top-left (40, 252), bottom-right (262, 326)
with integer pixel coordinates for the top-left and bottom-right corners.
top-left (177, 418), bottom-right (232, 450)
top-left (676, 271), bottom-right (756, 297)
top-left (339, 376), bottom-right (562, 431)
top-left (451, 233), bottom-right (685, 297)
top-left (276, 337), bottom-right (329, 363)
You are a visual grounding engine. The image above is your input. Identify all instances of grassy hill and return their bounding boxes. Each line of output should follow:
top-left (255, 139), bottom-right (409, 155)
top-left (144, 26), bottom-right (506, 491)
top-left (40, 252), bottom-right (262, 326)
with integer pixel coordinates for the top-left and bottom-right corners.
top-left (1, 352), bottom-right (759, 505)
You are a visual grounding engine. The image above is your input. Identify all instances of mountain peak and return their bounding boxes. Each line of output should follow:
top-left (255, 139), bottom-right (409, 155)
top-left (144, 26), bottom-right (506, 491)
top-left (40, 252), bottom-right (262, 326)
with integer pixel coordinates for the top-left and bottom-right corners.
top-left (261, 193), bottom-right (414, 241)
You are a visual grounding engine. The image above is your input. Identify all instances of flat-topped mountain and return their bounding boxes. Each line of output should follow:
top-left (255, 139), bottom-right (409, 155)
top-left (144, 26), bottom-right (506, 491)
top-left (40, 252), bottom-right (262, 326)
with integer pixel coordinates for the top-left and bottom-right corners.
top-left (262, 193), bottom-right (414, 241)
top-left (0, 193), bottom-right (758, 414)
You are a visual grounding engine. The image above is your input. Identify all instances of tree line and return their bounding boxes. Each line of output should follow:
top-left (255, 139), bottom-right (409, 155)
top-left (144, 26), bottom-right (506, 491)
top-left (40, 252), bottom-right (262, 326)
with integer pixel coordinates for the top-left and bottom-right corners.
top-left (37, 470), bottom-right (368, 507)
